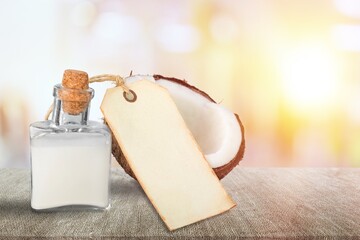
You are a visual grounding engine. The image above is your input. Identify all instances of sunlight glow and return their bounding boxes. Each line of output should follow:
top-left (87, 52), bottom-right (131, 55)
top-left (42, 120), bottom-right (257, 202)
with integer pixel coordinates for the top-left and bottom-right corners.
top-left (279, 43), bottom-right (340, 111)
top-left (332, 24), bottom-right (360, 51)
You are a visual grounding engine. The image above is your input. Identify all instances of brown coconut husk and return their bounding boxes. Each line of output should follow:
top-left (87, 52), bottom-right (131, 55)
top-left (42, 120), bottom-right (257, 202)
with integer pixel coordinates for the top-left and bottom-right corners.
top-left (111, 75), bottom-right (245, 180)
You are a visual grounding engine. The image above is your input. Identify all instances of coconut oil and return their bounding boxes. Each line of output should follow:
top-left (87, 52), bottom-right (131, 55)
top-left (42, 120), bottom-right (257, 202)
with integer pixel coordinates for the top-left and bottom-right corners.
top-left (29, 70), bottom-right (111, 211)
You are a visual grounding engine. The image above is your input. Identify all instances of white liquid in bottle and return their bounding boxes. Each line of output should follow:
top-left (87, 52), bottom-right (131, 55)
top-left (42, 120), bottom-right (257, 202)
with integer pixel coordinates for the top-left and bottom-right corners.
top-left (31, 133), bottom-right (110, 210)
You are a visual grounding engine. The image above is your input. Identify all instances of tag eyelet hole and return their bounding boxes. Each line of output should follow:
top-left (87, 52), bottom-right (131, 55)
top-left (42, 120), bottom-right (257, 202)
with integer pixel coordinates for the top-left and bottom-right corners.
top-left (123, 90), bottom-right (137, 103)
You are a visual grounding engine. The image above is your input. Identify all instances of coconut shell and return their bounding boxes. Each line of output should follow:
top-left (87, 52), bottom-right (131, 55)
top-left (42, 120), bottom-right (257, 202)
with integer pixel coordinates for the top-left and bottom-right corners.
top-left (111, 131), bottom-right (136, 179)
top-left (212, 114), bottom-right (245, 179)
top-left (110, 75), bottom-right (245, 180)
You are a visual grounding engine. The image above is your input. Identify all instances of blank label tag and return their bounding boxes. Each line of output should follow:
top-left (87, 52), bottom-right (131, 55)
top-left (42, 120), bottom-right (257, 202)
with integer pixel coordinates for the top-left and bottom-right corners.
top-left (101, 80), bottom-right (235, 230)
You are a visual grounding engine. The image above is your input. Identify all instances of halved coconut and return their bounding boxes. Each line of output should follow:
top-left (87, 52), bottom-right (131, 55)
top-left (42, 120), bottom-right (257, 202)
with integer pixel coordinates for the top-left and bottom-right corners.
top-left (111, 74), bottom-right (245, 179)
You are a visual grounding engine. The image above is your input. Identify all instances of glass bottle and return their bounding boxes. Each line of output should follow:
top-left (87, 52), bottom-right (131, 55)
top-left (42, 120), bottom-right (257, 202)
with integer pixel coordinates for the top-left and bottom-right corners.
top-left (29, 70), bottom-right (111, 211)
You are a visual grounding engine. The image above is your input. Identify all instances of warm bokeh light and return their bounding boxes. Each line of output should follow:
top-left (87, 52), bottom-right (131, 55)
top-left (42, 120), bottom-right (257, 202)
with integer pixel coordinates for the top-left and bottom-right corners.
top-left (1, 0), bottom-right (360, 168)
top-left (279, 42), bottom-right (341, 112)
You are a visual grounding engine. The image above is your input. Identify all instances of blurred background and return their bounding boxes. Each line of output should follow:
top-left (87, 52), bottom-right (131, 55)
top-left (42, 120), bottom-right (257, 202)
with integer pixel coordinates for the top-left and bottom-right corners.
top-left (0, 0), bottom-right (360, 168)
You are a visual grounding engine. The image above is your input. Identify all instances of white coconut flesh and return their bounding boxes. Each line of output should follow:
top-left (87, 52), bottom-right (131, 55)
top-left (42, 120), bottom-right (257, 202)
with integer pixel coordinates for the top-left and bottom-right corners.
top-left (125, 75), bottom-right (242, 168)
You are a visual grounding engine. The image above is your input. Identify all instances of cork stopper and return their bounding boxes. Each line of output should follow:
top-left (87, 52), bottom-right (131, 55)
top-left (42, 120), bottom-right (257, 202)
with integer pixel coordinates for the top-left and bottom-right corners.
top-left (59, 69), bottom-right (92, 115)
top-left (62, 69), bottom-right (89, 90)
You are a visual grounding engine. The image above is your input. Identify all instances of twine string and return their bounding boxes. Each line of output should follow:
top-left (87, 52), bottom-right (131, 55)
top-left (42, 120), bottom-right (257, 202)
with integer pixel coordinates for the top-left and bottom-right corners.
top-left (89, 74), bottom-right (131, 93)
top-left (44, 103), bottom-right (54, 121)
top-left (44, 74), bottom-right (129, 120)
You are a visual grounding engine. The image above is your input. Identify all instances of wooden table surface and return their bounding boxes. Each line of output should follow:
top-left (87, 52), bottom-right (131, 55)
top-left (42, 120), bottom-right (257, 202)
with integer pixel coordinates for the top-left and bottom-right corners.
top-left (1, 167), bottom-right (360, 239)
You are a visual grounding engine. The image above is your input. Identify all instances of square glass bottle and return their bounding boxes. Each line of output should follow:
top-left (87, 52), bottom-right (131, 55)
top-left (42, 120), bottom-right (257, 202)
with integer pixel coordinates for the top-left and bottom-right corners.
top-left (29, 70), bottom-right (111, 211)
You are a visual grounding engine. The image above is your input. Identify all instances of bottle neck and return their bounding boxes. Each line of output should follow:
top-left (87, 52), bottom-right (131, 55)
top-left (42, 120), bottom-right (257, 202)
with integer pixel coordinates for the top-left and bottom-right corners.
top-left (52, 98), bottom-right (90, 125)
top-left (51, 84), bottom-right (94, 126)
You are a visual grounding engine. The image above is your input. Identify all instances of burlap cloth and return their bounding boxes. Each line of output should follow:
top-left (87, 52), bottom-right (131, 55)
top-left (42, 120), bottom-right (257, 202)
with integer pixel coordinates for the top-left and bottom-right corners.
top-left (1, 168), bottom-right (360, 239)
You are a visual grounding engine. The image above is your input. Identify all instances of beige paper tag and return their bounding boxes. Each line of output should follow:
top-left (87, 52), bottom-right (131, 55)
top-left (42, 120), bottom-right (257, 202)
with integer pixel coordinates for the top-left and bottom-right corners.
top-left (101, 80), bottom-right (236, 230)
